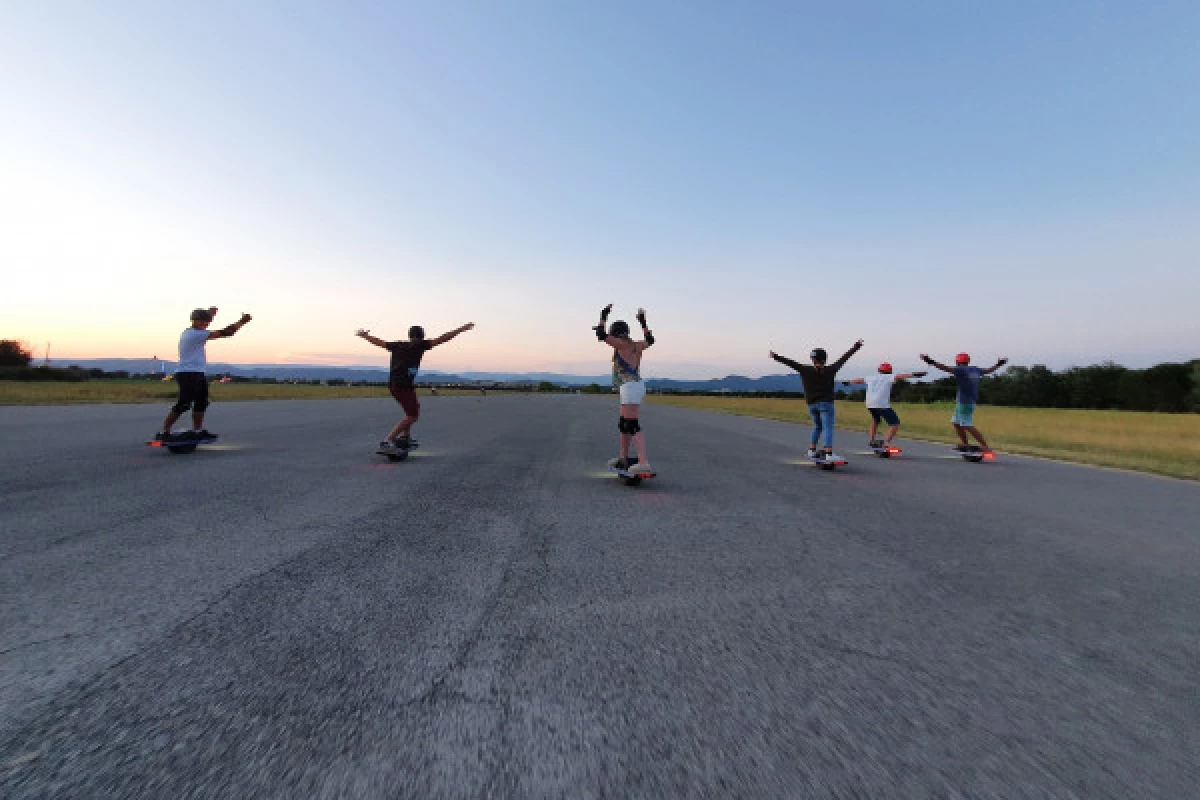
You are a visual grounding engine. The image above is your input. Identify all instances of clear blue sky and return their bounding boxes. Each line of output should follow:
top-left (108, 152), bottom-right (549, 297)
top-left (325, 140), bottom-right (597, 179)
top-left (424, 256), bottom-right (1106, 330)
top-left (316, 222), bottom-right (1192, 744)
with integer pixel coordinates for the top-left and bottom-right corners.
top-left (3, 1), bottom-right (1197, 377)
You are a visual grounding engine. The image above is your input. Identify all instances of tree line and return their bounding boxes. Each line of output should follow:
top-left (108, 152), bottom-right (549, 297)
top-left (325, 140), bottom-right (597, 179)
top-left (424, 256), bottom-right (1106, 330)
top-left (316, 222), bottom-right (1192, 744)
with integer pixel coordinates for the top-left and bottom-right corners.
top-left (4, 339), bottom-right (1197, 412)
top-left (877, 360), bottom-right (1200, 413)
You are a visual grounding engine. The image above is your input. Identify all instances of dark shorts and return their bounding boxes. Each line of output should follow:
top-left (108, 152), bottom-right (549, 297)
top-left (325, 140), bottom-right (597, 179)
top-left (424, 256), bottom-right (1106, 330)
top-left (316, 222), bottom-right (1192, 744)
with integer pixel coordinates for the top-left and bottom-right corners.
top-left (172, 371), bottom-right (210, 413)
top-left (389, 383), bottom-right (420, 419)
top-left (869, 407), bottom-right (900, 426)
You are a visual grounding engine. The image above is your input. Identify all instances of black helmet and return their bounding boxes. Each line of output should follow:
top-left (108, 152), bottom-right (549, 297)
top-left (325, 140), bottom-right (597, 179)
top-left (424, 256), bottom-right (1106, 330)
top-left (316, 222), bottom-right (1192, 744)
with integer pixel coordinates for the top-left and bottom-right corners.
top-left (408, 325), bottom-right (425, 340)
top-left (609, 320), bottom-right (630, 337)
top-left (810, 348), bottom-right (827, 363)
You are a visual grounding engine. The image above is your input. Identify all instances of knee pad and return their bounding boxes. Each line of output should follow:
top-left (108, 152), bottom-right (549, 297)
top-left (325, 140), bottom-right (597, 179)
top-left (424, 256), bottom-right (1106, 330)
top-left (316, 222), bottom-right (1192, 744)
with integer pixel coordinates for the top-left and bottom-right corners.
top-left (618, 416), bottom-right (641, 435)
top-left (618, 416), bottom-right (630, 434)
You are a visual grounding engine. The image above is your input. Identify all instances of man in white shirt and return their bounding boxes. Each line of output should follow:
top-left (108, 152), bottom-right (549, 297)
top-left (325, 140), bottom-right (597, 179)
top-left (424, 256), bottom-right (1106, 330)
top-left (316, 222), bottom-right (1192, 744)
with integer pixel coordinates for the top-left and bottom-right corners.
top-left (843, 363), bottom-right (926, 447)
top-left (157, 307), bottom-right (252, 442)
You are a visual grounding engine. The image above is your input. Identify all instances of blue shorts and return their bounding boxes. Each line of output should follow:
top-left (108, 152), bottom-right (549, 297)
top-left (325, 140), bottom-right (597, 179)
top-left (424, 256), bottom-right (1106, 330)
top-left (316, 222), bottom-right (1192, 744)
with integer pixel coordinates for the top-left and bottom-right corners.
top-left (869, 407), bottom-right (899, 426)
top-left (952, 403), bottom-right (976, 426)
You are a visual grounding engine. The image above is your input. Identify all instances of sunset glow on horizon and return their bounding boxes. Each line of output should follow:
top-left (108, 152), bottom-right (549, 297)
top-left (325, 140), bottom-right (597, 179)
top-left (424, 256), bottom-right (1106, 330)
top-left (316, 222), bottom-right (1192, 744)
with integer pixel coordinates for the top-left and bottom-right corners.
top-left (4, 2), bottom-right (1198, 378)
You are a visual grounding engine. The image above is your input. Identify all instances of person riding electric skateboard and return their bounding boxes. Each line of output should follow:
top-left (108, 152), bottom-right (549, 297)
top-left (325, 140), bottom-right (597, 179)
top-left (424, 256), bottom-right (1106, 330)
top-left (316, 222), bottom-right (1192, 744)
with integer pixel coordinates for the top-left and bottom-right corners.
top-left (594, 304), bottom-right (655, 476)
top-left (919, 352), bottom-right (1008, 455)
top-left (356, 322), bottom-right (475, 451)
top-left (156, 307), bottom-right (252, 442)
top-left (843, 363), bottom-right (927, 448)
top-left (769, 340), bottom-right (863, 462)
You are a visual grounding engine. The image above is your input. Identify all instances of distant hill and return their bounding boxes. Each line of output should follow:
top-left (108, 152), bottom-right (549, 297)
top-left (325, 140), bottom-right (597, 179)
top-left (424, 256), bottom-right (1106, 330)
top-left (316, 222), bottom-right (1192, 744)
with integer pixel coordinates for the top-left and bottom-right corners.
top-left (54, 359), bottom-right (855, 393)
top-left (54, 359), bottom-right (610, 386)
top-left (648, 374), bottom-right (805, 393)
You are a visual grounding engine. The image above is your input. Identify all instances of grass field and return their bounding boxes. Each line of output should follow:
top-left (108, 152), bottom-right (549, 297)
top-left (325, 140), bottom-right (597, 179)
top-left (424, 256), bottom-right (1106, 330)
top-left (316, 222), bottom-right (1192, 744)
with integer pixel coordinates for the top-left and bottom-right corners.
top-left (649, 396), bottom-right (1200, 480)
top-left (0, 381), bottom-right (490, 405)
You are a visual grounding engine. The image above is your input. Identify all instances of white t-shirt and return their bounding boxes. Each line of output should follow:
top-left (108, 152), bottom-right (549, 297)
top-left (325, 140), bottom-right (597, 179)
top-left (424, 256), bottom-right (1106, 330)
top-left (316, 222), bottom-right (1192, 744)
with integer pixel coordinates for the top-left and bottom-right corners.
top-left (176, 327), bottom-right (212, 373)
top-left (864, 374), bottom-right (895, 409)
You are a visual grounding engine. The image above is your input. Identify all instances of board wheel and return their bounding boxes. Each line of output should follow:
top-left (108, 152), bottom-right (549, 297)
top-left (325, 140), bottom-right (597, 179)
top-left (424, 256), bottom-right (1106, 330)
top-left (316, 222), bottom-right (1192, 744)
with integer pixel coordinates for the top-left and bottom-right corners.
top-left (167, 444), bottom-right (196, 455)
top-left (387, 452), bottom-right (409, 462)
top-left (623, 476), bottom-right (642, 486)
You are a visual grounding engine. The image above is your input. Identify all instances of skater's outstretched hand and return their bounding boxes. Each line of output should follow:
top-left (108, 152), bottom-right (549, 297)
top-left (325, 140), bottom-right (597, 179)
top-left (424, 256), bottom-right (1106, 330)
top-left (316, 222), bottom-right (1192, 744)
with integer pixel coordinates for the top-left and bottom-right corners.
top-left (430, 323), bottom-right (475, 347)
top-left (239, 313), bottom-right (252, 324)
top-left (920, 354), bottom-right (953, 372)
top-left (983, 356), bottom-right (1009, 375)
top-left (356, 329), bottom-right (387, 348)
top-left (768, 350), bottom-right (778, 360)
top-left (855, 339), bottom-right (864, 347)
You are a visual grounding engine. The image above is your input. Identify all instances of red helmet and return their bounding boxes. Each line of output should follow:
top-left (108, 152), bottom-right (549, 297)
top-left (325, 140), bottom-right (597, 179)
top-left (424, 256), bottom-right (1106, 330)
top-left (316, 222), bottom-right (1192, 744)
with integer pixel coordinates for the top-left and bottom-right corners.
top-left (878, 362), bottom-right (892, 373)
top-left (955, 353), bottom-right (970, 365)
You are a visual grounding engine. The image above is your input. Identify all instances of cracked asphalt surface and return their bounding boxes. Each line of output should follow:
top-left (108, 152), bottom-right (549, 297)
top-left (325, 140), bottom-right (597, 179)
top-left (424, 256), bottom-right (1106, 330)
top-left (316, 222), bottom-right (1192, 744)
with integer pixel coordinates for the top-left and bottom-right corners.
top-left (1, 395), bottom-right (1198, 798)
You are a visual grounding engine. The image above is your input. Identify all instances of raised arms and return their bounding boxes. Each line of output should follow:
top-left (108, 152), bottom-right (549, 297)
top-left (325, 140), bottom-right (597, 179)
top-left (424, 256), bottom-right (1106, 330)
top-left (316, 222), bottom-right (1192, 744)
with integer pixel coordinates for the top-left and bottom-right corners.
top-left (430, 323), bottom-right (475, 347)
top-left (982, 358), bottom-right (1009, 375)
top-left (636, 308), bottom-right (655, 347)
top-left (208, 311), bottom-right (253, 340)
top-left (593, 304), bottom-right (613, 342)
top-left (919, 354), bottom-right (954, 373)
top-left (831, 339), bottom-right (864, 371)
top-left (355, 329), bottom-right (388, 349)
top-left (768, 350), bottom-right (805, 373)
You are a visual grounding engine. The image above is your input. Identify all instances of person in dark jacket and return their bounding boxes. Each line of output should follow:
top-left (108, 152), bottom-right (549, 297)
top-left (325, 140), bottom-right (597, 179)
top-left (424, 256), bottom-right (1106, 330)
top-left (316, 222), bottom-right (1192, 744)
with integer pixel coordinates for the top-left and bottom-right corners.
top-left (769, 340), bottom-right (863, 462)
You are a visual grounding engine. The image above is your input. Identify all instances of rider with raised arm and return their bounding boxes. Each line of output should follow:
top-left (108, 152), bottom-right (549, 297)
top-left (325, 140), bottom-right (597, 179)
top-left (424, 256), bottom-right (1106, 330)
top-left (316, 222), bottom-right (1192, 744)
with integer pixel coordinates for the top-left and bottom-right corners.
top-left (843, 363), bottom-right (927, 448)
top-left (356, 322), bottom-right (475, 451)
top-left (769, 339), bottom-right (863, 462)
top-left (594, 304), bottom-right (655, 476)
top-left (156, 306), bottom-right (252, 442)
top-left (919, 352), bottom-right (1008, 454)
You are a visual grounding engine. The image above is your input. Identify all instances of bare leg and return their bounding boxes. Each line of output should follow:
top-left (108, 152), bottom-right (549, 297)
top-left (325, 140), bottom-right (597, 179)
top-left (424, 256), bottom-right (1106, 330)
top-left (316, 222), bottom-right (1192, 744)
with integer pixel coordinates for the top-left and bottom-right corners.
top-left (192, 411), bottom-right (205, 430)
top-left (621, 403), bottom-right (648, 466)
top-left (965, 426), bottom-right (991, 451)
top-left (952, 423), bottom-right (969, 446)
top-left (868, 418), bottom-right (879, 443)
top-left (387, 416), bottom-right (417, 441)
top-left (631, 431), bottom-right (649, 465)
top-left (161, 409), bottom-right (183, 433)
top-left (885, 424), bottom-right (899, 444)
top-left (620, 432), bottom-right (632, 460)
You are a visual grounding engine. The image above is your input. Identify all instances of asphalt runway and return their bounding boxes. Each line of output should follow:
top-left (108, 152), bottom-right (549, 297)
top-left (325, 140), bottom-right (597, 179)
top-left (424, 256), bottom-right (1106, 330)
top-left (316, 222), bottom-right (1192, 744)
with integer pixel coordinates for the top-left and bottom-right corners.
top-left (1, 395), bottom-right (1198, 798)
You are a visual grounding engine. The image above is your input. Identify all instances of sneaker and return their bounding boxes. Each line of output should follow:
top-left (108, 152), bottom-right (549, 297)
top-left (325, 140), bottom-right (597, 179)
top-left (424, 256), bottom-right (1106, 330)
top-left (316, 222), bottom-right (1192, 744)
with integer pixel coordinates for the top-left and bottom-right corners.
top-left (806, 448), bottom-right (818, 459)
top-left (953, 443), bottom-right (970, 452)
top-left (607, 457), bottom-right (629, 470)
top-left (194, 429), bottom-right (218, 441)
top-left (177, 430), bottom-right (200, 441)
top-left (868, 439), bottom-right (882, 448)
top-left (629, 463), bottom-right (654, 476)
top-left (154, 431), bottom-right (176, 442)
top-left (392, 436), bottom-right (417, 449)
top-left (378, 440), bottom-right (396, 450)
top-left (825, 451), bottom-right (843, 462)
